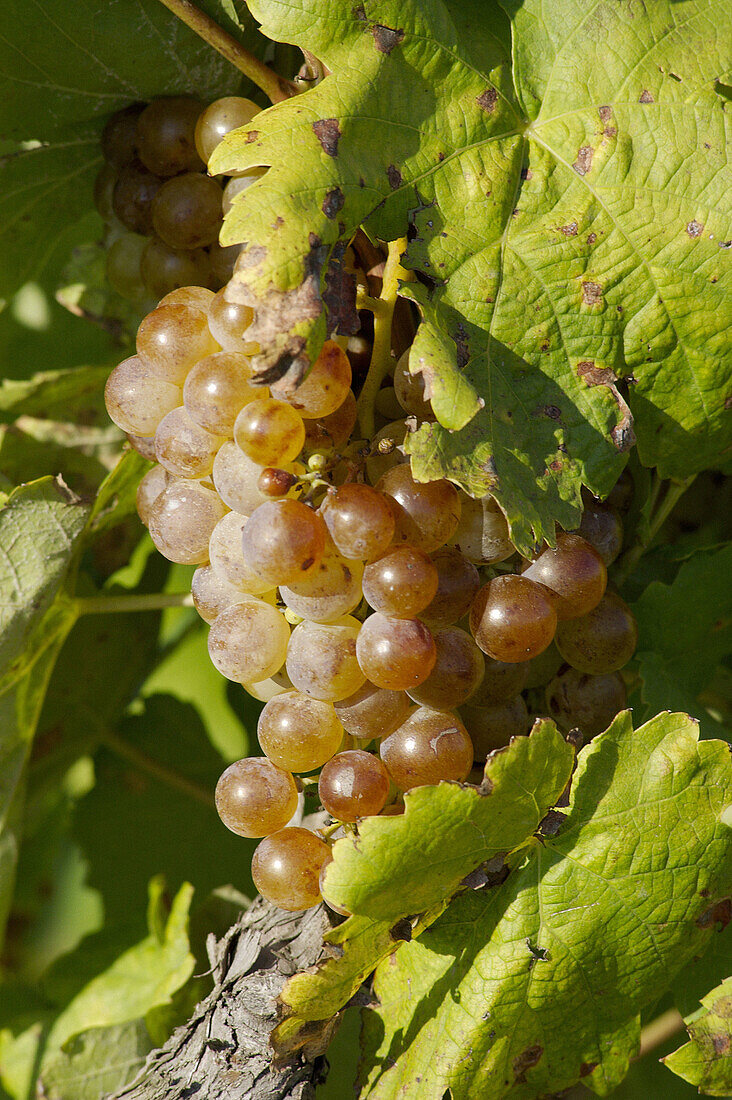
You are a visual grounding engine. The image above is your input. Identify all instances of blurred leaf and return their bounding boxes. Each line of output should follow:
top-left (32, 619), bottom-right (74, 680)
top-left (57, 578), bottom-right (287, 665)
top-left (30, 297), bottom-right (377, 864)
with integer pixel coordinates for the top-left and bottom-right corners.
top-left (57, 241), bottom-right (149, 345)
top-left (664, 977), bottom-right (732, 1096)
top-left (40, 1020), bottom-right (152, 1100)
top-left (0, 420), bottom-right (118, 494)
top-left (0, 366), bottom-right (111, 425)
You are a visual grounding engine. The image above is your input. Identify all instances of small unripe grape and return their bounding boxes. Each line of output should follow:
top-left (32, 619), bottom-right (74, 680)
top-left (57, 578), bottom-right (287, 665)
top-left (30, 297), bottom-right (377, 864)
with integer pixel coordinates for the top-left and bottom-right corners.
top-left (380, 707), bottom-right (473, 790)
top-left (152, 173), bottom-right (223, 250)
top-left (259, 467), bottom-right (298, 498)
top-left (222, 169), bottom-right (267, 214)
top-left (159, 286), bottom-right (214, 310)
top-left (241, 500), bottom-right (326, 585)
top-left (282, 342), bottom-right (352, 418)
top-left (334, 681), bottom-right (411, 740)
top-left (461, 696), bottom-right (530, 760)
top-left (101, 104), bottom-right (143, 170)
top-left (523, 533), bottom-right (607, 620)
top-left (356, 614), bottom-right (436, 691)
top-left (148, 480), bottom-right (226, 564)
top-left (321, 484), bottom-right (395, 561)
top-left (377, 466), bottom-right (461, 552)
top-left (191, 564), bottom-right (257, 624)
top-left (604, 469), bottom-right (634, 515)
top-left (195, 96), bottom-right (260, 163)
top-left (136, 464), bottom-right (172, 527)
top-left (470, 575), bottom-right (557, 663)
top-left (375, 385), bottom-right (403, 421)
top-left (469, 655), bottom-right (529, 707)
top-left (136, 96), bottom-right (204, 177)
top-left (234, 398), bottom-right (306, 466)
top-left (365, 420), bottom-right (408, 484)
top-left (251, 827), bottom-right (331, 910)
top-left (362, 545), bottom-right (438, 618)
top-left (393, 349), bottom-right (434, 418)
top-left (155, 406), bottom-right (223, 479)
top-left (207, 288), bottom-right (257, 352)
top-left (112, 162), bottom-right (161, 235)
top-left (208, 598), bottom-right (290, 682)
top-left (421, 547), bottom-right (480, 627)
top-left (407, 626), bottom-right (484, 710)
top-left (106, 233), bottom-right (147, 301)
top-left (303, 390), bottom-right (357, 454)
top-left (209, 512), bottom-right (274, 596)
top-left (140, 238), bottom-right (211, 300)
top-left (105, 355), bottom-right (181, 436)
top-left (450, 493), bottom-right (514, 564)
top-left (126, 433), bottom-right (157, 461)
top-left (577, 504), bottom-right (624, 566)
top-left (212, 442), bottom-right (270, 514)
top-left (137, 303), bottom-right (220, 385)
top-left (319, 750), bottom-right (390, 821)
top-left (280, 535), bottom-right (364, 623)
top-left (555, 592), bottom-right (637, 674)
top-left (258, 691), bottom-right (344, 772)
top-left (215, 757), bottom-right (298, 838)
top-left (545, 667), bottom-right (627, 739)
top-left (286, 616), bottom-right (365, 702)
top-left (183, 351), bottom-right (257, 435)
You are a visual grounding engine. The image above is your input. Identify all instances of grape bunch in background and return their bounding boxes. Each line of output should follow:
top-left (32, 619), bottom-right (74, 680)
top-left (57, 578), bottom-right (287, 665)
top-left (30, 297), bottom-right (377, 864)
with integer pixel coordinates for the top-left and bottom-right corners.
top-left (103, 94), bottom-right (637, 914)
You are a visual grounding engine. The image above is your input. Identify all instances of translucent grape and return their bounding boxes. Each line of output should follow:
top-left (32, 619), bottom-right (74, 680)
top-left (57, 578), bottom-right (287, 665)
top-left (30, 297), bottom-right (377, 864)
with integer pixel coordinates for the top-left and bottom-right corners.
top-left (333, 681), bottom-right (411, 741)
top-left (135, 464), bottom-right (172, 527)
top-left (243, 674), bottom-right (291, 703)
top-left (222, 169), bottom-right (267, 214)
top-left (112, 162), bottom-right (161, 236)
top-left (152, 172), bottom-right (223, 250)
top-left (106, 233), bottom-right (147, 301)
top-left (421, 547), bottom-right (480, 627)
top-left (365, 420), bottom-right (408, 484)
top-left (286, 616), bottom-right (365, 702)
top-left (208, 598), bottom-right (290, 682)
top-left (523, 533), bottom-right (607, 621)
top-left (183, 351), bottom-right (258, 435)
top-left (191, 564), bottom-right (256, 624)
top-left (207, 288), bottom-right (257, 353)
top-left (375, 385), bottom-right (403, 421)
top-left (321, 483), bottom-right (395, 561)
top-left (154, 406), bottom-right (223, 479)
top-left (215, 757), bottom-right (298, 838)
top-left (159, 286), bottom-right (214, 310)
top-left (148, 479), bottom-right (226, 564)
top-left (362, 545), bottom-right (437, 618)
top-left (209, 512), bottom-right (275, 596)
top-left (234, 398), bottom-right (306, 466)
top-left (377, 465), bottom-right (461, 552)
top-left (303, 390), bottom-right (357, 454)
top-left (257, 691), bottom-right (344, 772)
top-left (393, 349), bottom-right (434, 419)
top-left (258, 467), bottom-right (299, 498)
top-left (545, 667), bottom-right (627, 740)
top-left (104, 355), bottom-right (181, 436)
top-left (469, 655), bottom-right (529, 707)
top-left (356, 614), bottom-right (436, 691)
top-left (241, 499), bottom-right (326, 585)
top-left (318, 750), bottom-right (390, 821)
top-left (212, 442), bottom-right (271, 514)
top-left (461, 696), bottom-right (530, 759)
top-left (577, 504), bottom-right (624, 566)
top-left (251, 827), bottom-right (331, 911)
top-left (140, 238), bottom-right (211, 300)
top-left (136, 96), bottom-right (204, 177)
top-left (407, 626), bottom-right (484, 710)
top-left (469, 575), bottom-right (557, 663)
top-left (555, 592), bottom-right (637, 674)
top-left (450, 493), bottom-right (514, 564)
top-left (101, 104), bottom-right (143, 170)
top-left (380, 707), bottom-right (473, 790)
top-left (279, 535), bottom-right (364, 623)
top-left (282, 341), bottom-right (352, 419)
top-left (136, 303), bottom-right (220, 385)
top-left (194, 96), bottom-right (260, 163)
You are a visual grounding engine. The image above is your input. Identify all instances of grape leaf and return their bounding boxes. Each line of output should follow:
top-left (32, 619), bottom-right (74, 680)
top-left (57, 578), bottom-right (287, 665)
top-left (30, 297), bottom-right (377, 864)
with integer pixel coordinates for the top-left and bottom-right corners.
top-left (215, 0), bottom-right (731, 552)
top-left (673, 922), bottom-right (732, 1020)
top-left (0, 366), bottom-right (112, 425)
top-left (360, 712), bottom-right (732, 1098)
top-left (39, 1020), bottom-right (152, 1100)
top-left (663, 976), bottom-right (732, 1096)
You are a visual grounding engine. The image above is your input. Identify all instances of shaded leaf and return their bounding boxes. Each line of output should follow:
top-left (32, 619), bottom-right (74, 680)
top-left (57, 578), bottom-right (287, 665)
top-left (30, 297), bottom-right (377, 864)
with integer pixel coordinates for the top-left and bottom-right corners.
top-left (39, 1020), bottom-right (152, 1100)
top-left (0, 366), bottom-right (112, 426)
top-left (664, 977), bottom-right (732, 1096)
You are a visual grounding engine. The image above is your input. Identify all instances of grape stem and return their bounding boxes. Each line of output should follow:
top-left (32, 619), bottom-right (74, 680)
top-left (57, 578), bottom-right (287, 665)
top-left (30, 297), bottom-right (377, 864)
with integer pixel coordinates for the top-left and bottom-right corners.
top-left (75, 592), bottom-right (193, 615)
top-left (636, 1007), bottom-right (684, 1059)
top-left (154, 0), bottom-right (297, 103)
top-left (98, 727), bottom-right (215, 809)
top-left (356, 237), bottom-right (409, 440)
top-left (614, 475), bottom-right (695, 585)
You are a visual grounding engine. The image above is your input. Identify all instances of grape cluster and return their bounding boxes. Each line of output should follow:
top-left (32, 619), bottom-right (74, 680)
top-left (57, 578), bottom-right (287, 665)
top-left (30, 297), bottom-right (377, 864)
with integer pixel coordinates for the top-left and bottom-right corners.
top-left (102, 99), bottom-right (638, 913)
top-left (95, 95), bottom-right (265, 306)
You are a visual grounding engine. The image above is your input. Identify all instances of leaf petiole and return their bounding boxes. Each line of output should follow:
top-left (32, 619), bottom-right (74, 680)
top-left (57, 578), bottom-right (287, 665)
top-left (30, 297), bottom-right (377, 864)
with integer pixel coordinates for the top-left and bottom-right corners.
top-left (75, 592), bottom-right (193, 615)
top-left (356, 237), bottom-right (408, 440)
top-left (615, 475), bottom-right (695, 585)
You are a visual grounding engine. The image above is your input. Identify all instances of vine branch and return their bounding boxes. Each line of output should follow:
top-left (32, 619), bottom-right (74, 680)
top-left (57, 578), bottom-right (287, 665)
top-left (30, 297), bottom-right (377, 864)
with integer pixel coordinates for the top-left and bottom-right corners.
top-left (155, 0), bottom-right (297, 103)
top-left (356, 237), bottom-right (408, 440)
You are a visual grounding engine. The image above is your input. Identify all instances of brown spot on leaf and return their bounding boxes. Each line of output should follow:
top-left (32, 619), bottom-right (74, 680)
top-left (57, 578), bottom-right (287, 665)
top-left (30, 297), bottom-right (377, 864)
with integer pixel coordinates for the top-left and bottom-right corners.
top-left (453, 323), bottom-right (470, 368)
top-left (245, 129), bottom-right (260, 143)
top-left (476, 87), bottom-right (498, 114)
top-left (370, 24), bottom-right (404, 53)
top-left (520, 167), bottom-right (533, 180)
top-left (639, 89), bottom-right (655, 103)
top-left (697, 897), bottom-right (731, 929)
top-left (322, 250), bottom-right (359, 336)
top-left (686, 220), bottom-right (704, 238)
top-left (581, 281), bottom-right (604, 305)
top-left (312, 118), bottom-right (341, 157)
top-left (322, 187), bottom-right (345, 219)
top-left (389, 917), bottom-right (412, 942)
top-left (580, 1062), bottom-right (598, 1078)
top-left (724, 395), bottom-right (732, 409)
top-left (712, 1033), bottom-right (731, 1055)
top-left (599, 106), bottom-right (613, 121)
top-left (533, 404), bottom-right (562, 420)
top-left (573, 146), bottom-right (594, 175)
top-left (560, 221), bottom-right (578, 236)
top-left (513, 1045), bottom-right (543, 1082)
top-left (587, 232), bottom-right (597, 245)
top-left (603, 125), bottom-right (617, 138)
top-left (386, 164), bottom-right (402, 189)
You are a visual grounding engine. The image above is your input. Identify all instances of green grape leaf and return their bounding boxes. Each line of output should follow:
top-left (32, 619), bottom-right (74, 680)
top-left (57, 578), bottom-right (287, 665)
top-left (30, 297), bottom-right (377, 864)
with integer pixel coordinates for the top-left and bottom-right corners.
top-left (663, 977), bottom-right (732, 1096)
top-left (322, 719), bottom-right (573, 921)
top-left (0, 421), bottom-right (117, 495)
top-left (0, 366), bottom-right (111, 426)
top-left (360, 712), bottom-right (732, 1099)
top-left (37, 1020), bottom-right (152, 1100)
top-left (0, 478), bottom-right (89, 952)
top-left (56, 241), bottom-right (148, 343)
top-left (633, 543), bottom-right (732, 737)
top-left (673, 922), bottom-right (732, 1020)
top-left (215, 0), bottom-right (732, 552)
